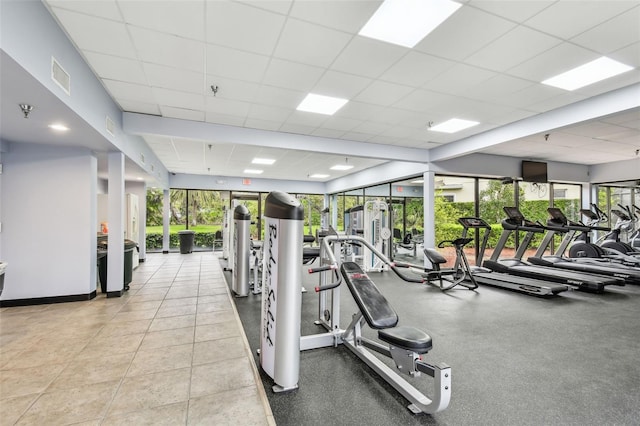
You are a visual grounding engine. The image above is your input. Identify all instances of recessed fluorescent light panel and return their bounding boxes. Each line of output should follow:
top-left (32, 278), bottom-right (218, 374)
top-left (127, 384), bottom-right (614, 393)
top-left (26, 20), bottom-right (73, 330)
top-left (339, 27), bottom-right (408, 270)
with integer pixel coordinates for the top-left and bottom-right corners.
top-left (48, 123), bottom-right (69, 131)
top-left (243, 169), bottom-right (263, 174)
top-left (542, 57), bottom-right (633, 91)
top-left (429, 118), bottom-right (479, 133)
top-left (411, 179), bottom-right (424, 184)
top-left (297, 93), bottom-right (348, 115)
top-left (359, 0), bottom-right (462, 48)
top-left (330, 164), bottom-right (354, 171)
top-left (252, 158), bottom-right (275, 165)
top-left (309, 174), bottom-right (330, 179)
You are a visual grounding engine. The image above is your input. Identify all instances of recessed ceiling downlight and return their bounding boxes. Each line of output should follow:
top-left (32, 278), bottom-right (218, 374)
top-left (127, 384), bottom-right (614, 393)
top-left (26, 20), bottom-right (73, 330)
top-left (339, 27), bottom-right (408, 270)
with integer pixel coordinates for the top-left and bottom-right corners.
top-left (48, 123), bottom-right (69, 131)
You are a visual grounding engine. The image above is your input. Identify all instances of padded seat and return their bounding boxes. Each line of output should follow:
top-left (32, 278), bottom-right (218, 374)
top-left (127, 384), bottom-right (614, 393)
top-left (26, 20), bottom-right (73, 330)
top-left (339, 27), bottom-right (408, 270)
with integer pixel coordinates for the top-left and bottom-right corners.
top-left (424, 248), bottom-right (447, 265)
top-left (378, 326), bottom-right (433, 353)
top-left (340, 262), bottom-right (398, 330)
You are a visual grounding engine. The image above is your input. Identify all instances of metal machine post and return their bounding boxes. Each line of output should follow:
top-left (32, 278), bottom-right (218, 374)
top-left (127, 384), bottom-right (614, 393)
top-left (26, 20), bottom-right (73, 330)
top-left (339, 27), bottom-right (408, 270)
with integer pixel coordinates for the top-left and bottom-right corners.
top-left (232, 205), bottom-right (251, 297)
top-left (260, 191), bottom-right (304, 392)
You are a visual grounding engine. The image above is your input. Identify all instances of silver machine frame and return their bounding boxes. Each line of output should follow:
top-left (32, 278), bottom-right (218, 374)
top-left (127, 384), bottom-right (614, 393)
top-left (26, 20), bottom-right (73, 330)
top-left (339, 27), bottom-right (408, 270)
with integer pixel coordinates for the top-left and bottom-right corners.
top-left (303, 232), bottom-right (451, 415)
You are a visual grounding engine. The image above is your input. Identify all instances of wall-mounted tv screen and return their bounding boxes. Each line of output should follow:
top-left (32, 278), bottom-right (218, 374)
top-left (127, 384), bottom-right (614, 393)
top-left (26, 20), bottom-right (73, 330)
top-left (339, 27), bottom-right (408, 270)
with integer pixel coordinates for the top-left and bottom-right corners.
top-left (522, 160), bottom-right (548, 183)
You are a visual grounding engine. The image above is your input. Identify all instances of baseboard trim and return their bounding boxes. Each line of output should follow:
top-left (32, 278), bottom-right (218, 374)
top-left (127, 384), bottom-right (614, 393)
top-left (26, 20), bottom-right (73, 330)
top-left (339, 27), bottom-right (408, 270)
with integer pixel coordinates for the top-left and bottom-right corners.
top-left (0, 290), bottom-right (97, 307)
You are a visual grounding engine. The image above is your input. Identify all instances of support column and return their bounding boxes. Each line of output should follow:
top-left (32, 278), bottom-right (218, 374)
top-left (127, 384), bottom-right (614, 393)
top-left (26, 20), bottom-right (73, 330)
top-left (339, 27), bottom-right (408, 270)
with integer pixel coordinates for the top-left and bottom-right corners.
top-left (107, 152), bottom-right (125, 297)
top-left (330, 194), bottom-right (338, 229)
top-left (163, 189), bottom-right (170, 253)
top-left (423, 169), bottom-right (436, 268)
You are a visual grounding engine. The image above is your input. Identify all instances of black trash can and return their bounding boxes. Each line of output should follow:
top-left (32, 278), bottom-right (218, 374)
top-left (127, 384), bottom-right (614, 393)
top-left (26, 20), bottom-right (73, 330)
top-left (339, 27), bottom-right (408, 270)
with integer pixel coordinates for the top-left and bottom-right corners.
top-left (178, 230), bottom-right (196, 254)
top-left (0, 261), bottom-right (7, 297)
top-left (97, 237), bottom-right (137, 292)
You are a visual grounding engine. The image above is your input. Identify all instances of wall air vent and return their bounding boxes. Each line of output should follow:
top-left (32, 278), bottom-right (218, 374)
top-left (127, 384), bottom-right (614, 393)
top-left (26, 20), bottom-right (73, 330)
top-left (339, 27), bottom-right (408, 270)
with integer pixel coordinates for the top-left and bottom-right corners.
top-left (105, 116), bottom-right (115, 137)
top-left (51, 57), bottom-right (70, 95)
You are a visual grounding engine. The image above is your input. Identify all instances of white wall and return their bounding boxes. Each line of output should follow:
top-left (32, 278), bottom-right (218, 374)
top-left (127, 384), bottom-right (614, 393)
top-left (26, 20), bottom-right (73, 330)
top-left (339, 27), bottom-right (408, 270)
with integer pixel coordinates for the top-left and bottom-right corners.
top-left (0, 143), bottom-right (97, 300)
top-left (589, 158), bottom-right (639, 183)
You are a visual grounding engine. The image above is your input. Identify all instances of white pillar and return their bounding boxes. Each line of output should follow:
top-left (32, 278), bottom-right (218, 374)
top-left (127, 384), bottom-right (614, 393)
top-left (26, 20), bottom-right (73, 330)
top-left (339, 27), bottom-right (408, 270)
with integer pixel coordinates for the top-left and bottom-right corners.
top-left (163, 189), bottom-right (170, 253)
top-left (107, 152), bottom-right (125, 296)
top-left (423, 169), bottom-right (435, 268)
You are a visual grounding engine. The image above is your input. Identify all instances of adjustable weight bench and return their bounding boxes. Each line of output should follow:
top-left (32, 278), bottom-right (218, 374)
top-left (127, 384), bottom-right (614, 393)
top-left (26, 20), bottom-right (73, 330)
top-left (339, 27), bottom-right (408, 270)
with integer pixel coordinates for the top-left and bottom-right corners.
top-left (339, 261), bottom-right (451, 414)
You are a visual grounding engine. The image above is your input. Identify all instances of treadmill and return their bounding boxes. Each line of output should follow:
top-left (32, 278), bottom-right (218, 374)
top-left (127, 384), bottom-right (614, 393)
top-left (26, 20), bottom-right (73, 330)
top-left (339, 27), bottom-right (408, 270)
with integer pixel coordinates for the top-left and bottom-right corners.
top-left (458, 217), bottom-right (568, 297)
top-left (527, 208), bottom-right (640, 284)
top-left (482, 207), bottom-right (625, 293)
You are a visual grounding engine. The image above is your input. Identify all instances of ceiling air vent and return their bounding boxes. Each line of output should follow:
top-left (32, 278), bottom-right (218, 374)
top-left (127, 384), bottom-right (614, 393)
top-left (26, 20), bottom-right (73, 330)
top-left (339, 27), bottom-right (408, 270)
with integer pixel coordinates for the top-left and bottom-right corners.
top-left (51, 57), bottom-right (70, 95)
top-left (140, 153), bottom-right (145, 164)
top-left (105, 116), bottom-right (115, 137)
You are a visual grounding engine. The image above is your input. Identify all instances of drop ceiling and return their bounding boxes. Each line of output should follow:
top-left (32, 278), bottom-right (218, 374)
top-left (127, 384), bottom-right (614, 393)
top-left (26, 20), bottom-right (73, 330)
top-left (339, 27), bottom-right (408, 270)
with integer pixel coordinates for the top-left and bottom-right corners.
top-left (21, 1), bottom-right (640, 181)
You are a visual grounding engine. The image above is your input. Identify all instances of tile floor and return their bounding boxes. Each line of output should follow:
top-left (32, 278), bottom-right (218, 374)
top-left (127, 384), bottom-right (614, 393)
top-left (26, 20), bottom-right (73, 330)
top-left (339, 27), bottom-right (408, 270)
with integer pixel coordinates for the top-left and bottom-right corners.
top-left (0, 252), bottom-right (275, 425)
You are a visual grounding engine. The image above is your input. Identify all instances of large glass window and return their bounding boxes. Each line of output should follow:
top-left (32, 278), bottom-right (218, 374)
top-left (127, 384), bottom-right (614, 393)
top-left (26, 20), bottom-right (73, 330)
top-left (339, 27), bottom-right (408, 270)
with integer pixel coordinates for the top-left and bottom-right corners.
top-left (434, 176), bottom-right (475, 264)
top-left (478, 178), bottom-right (515, 264)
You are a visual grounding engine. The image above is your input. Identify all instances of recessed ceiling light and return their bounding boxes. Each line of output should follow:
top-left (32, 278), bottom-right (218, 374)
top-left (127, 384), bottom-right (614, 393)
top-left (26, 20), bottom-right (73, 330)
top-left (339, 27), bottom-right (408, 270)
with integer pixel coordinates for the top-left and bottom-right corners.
top-left (309, 174), bottom-right (330, 179)
top-left (252, 158), bottom-right (276, 165)
top-left (411, 179), bottom-right (424, 184)
top-left (297, 93), bottom-right (348, 115)
top-left (136, 177), bottom-right (144, 181)
top-left (243, 169), bottom-right (263, 174)
top-left (541, 57), bottom-right (634, 91)
top-left (359, 0), bottom-right (462, 48)
top-left (330, 164), bottom-right (354, 171)
top-left (48, 123), bottom-right (69, 131)
top-left (429, 118), bottom-right (479, 133)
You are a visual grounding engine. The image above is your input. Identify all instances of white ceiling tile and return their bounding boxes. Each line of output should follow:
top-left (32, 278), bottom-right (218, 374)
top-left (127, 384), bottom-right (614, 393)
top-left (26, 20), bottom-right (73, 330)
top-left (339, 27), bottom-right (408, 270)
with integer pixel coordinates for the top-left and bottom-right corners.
top-left (204, 77), bottom-right (259, 103)
top-left (247, 104), bottom-right (293, 122)
top-left (609, 42), bottom-right (640, 68)
top-left (368, 135), bottom-right (400, 144)
top-left (117, 99), bottom-right (161, 115)
top-left (423, 64), bottom-right (496, 95)
top-left (468, 0), bottom-right (554, 22)
top-left (235, 1), bottom-right (293, 15)
top-left (526, 91), bottom-right (587, 113)
top-left (273, 18), bottom-right (352, 68)
top-left (352, 121), bottom-right (392, 136)
top-left (312, 71), bottom-right (373, 99)
top-left (278, 122), bottom-right (317, 135)
top-left (466, 26), bottom-right (562, 72)
top-left (464, 75), bottom-right (534, 103)
top-left (571, 7), bottom-right (640, 55)
top-left (205, 96), bottom-right (251, 117)
top-left (341, 131), bottom-right (374, 142)
top-left (381, 125), bottom-right (419, 139)
top-left (284, 110), bottom-right (328, 128)
top-left (262, 59), bottom-right (325, 91)
top-left (83, 51), bottom-right (147, 84)
top-left (311, 128), bottom-right (346, 139)
top-left (321, 116), bottom-right (363, 132)
top-left (392, 89), bottom-right (458, 114)
top-left (524, 1), bottom-right (637, 40)
top-left (334, 101), bottom-right (386, 121)
top-left (103, 79), bottom-right (156, 103)
top-left (602, 108), bottom-right (640, 127)
top-left (354, 81), bottom-right (414, 106)
top-left (47, 0), bottom-right (121, 20)
top-left (153, 88), bottom-right (205, 110)
top-left (205, 0), bottom-right (286, 55)
top-left (206, 44), bottom-right (270, 83)
top-left (331, 37), bottom-right (407, 79)
top-left (129, 26), bottom-right (205, 72)
top-left (506, 43), bottom-right (598, 82)
top-left (160, 106), bottom-right (205, 122)
top-left (50, 8), bottom-right (136, 58)
top-left (254, 86), bottom-right (306, 109)
top-left (119, 1), bottom-right (205, 40)
top-left (414, 6), bottom-right (516, 61)
top-left (289, 0), bottom-right (381, 33)
top-left (379, 52), bottom-right (456, 88)
top-left (143, 63), bottom-right (204, 94)
top-left (205, 112), bottom-right (247, 127)
top-left (572, 69), bottom-right (640, 98)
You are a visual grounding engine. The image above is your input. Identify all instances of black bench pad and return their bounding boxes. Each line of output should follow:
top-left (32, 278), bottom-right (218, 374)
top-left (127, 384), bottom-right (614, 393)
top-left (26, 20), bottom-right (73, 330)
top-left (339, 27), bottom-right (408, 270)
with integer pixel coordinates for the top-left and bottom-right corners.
top-left (378, 326), bottom-right (433, 353)
top-left (423, 248), bottom-right (447, 265)
top-left (340, 262), bottom-right (398, 330)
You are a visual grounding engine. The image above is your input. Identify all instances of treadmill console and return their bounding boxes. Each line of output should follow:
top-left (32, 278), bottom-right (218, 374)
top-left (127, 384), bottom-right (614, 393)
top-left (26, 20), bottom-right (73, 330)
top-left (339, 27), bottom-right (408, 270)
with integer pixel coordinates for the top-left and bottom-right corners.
top-left (547, 207), bottom-right (568, 225)
top-left (503, 206), bottom-right (540, 228)
top-left (458, 217), bottom-right (490, 228)
top-left (580, 209), bottom-right (598, 220)
top-left (611, 209), bottom-right (630, 221)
